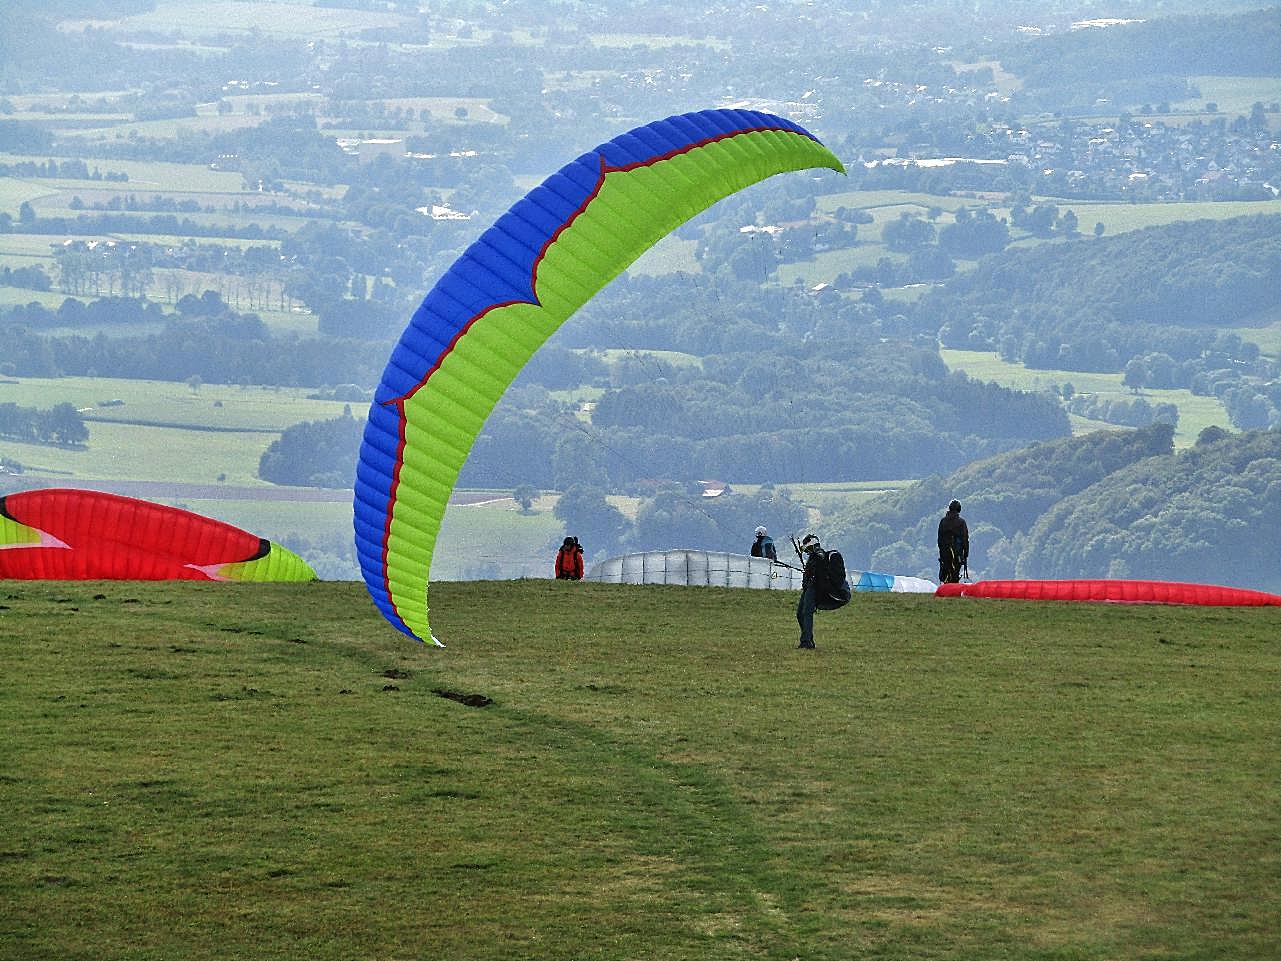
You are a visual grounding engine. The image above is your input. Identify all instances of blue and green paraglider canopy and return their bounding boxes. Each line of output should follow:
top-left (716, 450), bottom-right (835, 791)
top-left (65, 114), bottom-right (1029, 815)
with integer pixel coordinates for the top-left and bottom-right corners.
top-left (354, 109), bottom-right (844, 643)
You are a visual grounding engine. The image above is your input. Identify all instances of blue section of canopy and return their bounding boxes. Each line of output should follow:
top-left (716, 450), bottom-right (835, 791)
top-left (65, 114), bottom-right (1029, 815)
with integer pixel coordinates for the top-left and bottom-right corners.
top-left (854, 570), bottom-right (898, 592)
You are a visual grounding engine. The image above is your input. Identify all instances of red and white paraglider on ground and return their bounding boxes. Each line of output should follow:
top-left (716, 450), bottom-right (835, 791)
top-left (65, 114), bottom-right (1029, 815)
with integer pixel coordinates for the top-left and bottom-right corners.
top-left (936, 578), bottom-right (1281, 606)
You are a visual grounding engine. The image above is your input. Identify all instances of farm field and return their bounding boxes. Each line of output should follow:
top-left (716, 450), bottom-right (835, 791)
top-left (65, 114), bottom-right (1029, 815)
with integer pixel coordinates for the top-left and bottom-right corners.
top-left (779, 195), bottom-right (1279, 290)
top-left (0, 377), bottom-right (353, 488)
top-left (3, 420), bottom-right (276, 487)
top-left (62, 1), bottom-right (415, 40)
top-left (1006, 198), bottom-right (1281, 236)
top-left (0, 289), bottom-right (73, 310)
top-left (0, 155), bottom-right (246, 195)
top-left (1180, 75), bottom-right (1281, 120)
top-left (1236, 316), bottom-right (1281, 355)
top-left (2, 579), bottom-right (1277, 960)
top-left (0, 376), bottom-right (351, 431)
top-left (940, 348), bottom-right (1234, 447)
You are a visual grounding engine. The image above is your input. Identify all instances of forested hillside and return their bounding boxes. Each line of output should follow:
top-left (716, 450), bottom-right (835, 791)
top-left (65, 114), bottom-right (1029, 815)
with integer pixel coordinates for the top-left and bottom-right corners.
top-left (931, 215), bottom-right (1281, 427)
top-left (827, 424), bottom-right (1176, 578)
top-left (828, 424), bottom-right (1281, 592)
top-left (934, 214), bottom-right (1279, 363)
top-left (996, 8), bottom-right (1281, 91)
top-left (1016, 427), bottom-right (1281, 589)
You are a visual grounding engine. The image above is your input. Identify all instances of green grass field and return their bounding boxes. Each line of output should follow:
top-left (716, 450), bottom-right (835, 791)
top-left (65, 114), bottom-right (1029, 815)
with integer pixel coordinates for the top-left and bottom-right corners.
top-left (0, 377), bottom-right (356, 487)
top-left (0, 156), bottom-right (244, 194)
top-left (630, 234), bottom-right (701, 276)
top-left (1236, 315), bottom-right (1281, 355)
top-left (1, 579), bottom-right (1277, 960)
top-left (0, 377), bottom-right (351, 431)
top-left (63, 0), bottom-right (413, 40)
top-left (1181, 76), bottom-right (1281, 118)
top-left (0, 288), bottom-right (72, 310)
top-left (0, 178), bottom-right (62, 213)
top-left (775, 194), bottom-right (1281, 292)
top-left (1003, 199), bottom-right (1281, 237)
top-left (941, 348), bottom-right (1233, 448)
top-left (2, 421), bottom-right (275, 486)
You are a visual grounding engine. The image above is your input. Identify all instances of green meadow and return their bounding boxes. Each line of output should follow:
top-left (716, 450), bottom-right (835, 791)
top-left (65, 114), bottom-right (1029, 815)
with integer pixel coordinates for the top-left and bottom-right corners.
top-left (0, 155), bottom-right (245, 195)
top-left (1007, 199), bottom-right (1281, 236)
top-left (1, 579), bottom-right (1277, 960)
top-left (0, 376), bottom-right (351, 431)
top-left (3, 421), bottom-right (274, 487)
top-left (62, 0), bottom-right (412, 41)
top-left (941, 348), bottom-right (1234, 448)
top-left (0, 289), bottom-right (73, 310)
top-left (1182, 75), bottom-right (1281, 119)
top-left (0, 378), bottom-right (350, 486)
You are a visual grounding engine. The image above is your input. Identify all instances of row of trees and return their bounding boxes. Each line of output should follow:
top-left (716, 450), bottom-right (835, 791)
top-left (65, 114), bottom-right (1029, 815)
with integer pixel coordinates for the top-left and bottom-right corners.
top-left (0, 401), bottom-right (87, 447)
top-left (1065, 394), bottom-right (1179, 429)
top-left (0, 298), bottom-right (388, 388)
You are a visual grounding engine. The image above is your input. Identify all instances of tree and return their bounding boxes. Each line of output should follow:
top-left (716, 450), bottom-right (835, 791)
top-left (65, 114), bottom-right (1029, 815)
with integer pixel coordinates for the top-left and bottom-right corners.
top-left (513, 484), bottom-right (539, 513)
top-left (1123, 357), bottom-right (1148, 392)
top-left (553, 485), bottom-right (629, 557)
top-left (882, 213), bottom-right (936, 252)
top-left (1023, 204), bottom-right (1058, 237)
top-left (938, 208), bottom-right (1009, 258)
top-left (552, 432), bottom-right (610, 491)
top-left (44, 403), bottom-right (88, 446)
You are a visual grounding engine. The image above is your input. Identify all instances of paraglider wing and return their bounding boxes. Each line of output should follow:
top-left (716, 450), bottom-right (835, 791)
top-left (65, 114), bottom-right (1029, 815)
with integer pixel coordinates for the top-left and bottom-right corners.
top-left (852, 570), bottom-right (937, 594)
top-left (0, 489), bottom-right (317, 582)
top-left (935, 578), bottom-right (1281, 606)
top-left (585, 549), bottom-right (804, 590)
top-left (354, 109), bottom-right (845, 643)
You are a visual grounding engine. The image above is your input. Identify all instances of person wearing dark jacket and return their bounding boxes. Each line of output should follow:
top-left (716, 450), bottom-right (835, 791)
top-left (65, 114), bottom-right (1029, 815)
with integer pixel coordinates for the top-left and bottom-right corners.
top-left (795, 533), bottom-right (852, 649)
top-left (796, 533), bottom-right (825, 648)
top-left (555, 536), bottom-right (584, 580)
top-left (750, 525), bottom-right (777, 561)
top-left (937, 500), bottom-right (969, 584)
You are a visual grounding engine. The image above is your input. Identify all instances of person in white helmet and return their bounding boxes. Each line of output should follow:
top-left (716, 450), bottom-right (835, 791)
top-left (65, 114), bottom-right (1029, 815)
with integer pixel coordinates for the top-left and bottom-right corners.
top-left (750, 525), bottom-right (777, 561)
top-left (795, 532), bottom-right (853, 649)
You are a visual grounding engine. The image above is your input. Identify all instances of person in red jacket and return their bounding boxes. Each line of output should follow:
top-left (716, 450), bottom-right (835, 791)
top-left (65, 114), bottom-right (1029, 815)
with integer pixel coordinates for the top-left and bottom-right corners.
top-left (555, 536), bottom-right (584, 580)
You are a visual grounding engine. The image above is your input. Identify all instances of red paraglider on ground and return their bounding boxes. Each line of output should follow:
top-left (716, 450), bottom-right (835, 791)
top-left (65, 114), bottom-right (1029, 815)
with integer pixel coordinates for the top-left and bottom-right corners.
top-left (0, 488), bottom-right (316, 582)
top-left (935, 578), bottom-right (1281, 606)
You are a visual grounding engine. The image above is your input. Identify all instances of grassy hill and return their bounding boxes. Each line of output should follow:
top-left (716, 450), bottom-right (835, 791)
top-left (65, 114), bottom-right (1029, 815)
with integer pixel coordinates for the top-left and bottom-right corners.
top-left (2, 579), bottom-right (1277, 960)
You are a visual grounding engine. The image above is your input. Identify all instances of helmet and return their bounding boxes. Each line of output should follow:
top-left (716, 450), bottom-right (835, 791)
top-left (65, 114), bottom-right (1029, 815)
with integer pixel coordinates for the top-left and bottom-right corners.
top-left (948, 500), bottom-right (961, 512)
top-left (800, 533), bottom-right (821, 552)
top-left (754, 526), bottom-right (767, 537)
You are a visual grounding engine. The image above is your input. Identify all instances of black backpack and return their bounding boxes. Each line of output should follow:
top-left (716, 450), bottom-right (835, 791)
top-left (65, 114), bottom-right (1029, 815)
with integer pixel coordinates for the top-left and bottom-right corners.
top-left (816, 549), bottom-right (852, 611)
